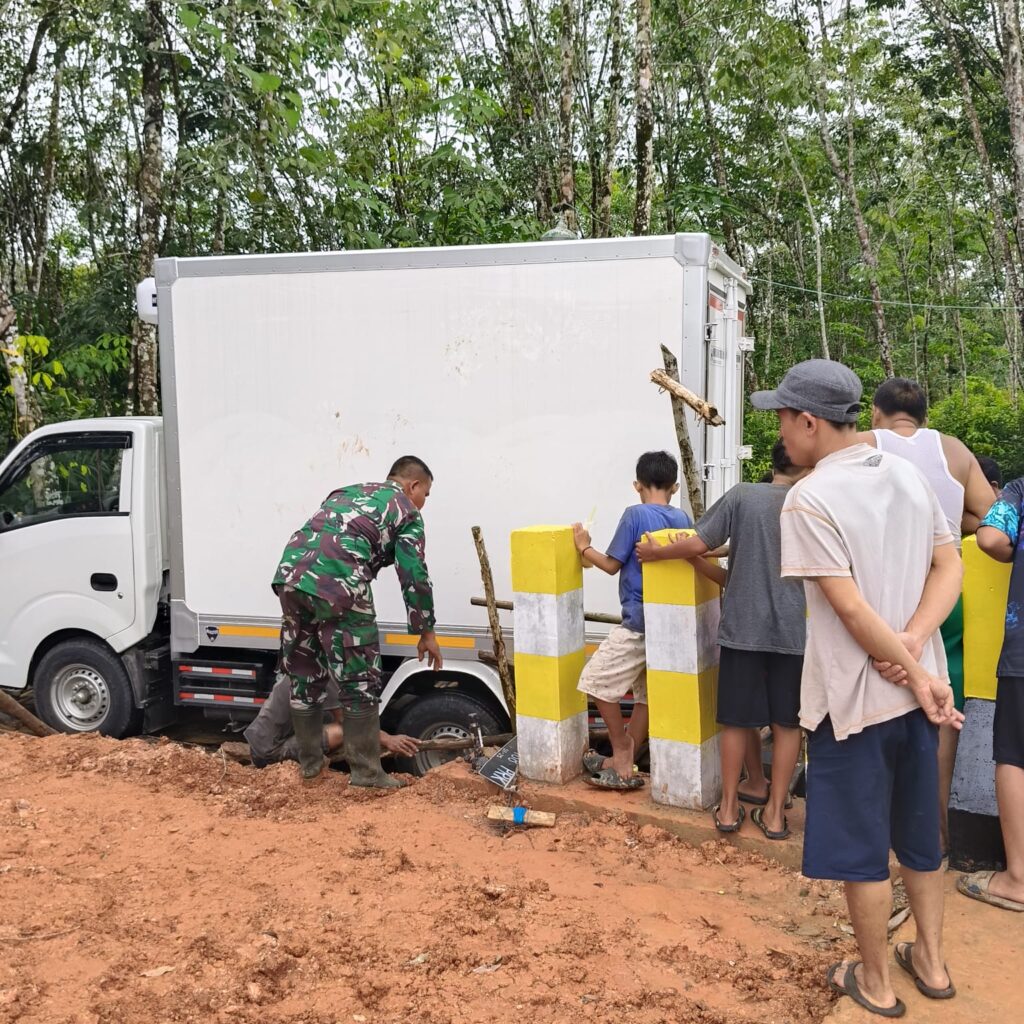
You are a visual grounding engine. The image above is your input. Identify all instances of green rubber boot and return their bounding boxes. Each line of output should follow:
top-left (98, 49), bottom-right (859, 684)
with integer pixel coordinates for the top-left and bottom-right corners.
top-left (343, 703), bottom-right (405, 789)
top-left (289, 704), bottom-right (326, 781)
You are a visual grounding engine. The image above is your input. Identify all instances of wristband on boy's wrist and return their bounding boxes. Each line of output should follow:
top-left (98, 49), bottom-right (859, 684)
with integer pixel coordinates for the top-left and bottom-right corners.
top-left (581, 545), bottom-right (592, 558)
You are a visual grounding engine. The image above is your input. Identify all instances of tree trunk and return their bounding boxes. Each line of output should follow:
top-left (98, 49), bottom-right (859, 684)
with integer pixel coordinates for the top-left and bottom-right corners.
top-left (812, 5), bottom-right (892, 375)
top-left (129, 0), bottom-right (165, 417)
top-left (934, 1), bottom-right (1024, 387)
top-left (696, 65), bottom-right (740, 261)
top-left (29, 58), bottom-right (64, 304)
top-left (1002, 0), bottom-right (1024, 274)
top-left (779, 127), bottom-right (829, 359)
top-left (557, 0), bottom-right (576, 229)
top-left (0, 282), bottom-right (38, 438)
top-left (597, 0), bottom-right (623, 237)
top-left (632, 0), bottom-right (654, 235)
top-left (0, 9), bottom-right (56, 149)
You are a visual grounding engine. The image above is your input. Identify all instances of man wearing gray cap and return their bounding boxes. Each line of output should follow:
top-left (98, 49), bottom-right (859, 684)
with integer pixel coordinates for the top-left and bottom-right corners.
top-left (751, 359), bottom-right (964, 1017)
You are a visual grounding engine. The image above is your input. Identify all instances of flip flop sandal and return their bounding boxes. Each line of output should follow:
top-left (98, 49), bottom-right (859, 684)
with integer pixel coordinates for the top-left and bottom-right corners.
top-left (582, 750), bottom-right (606, 774)
top-left (957, 870), bottom-right (1024, 912)
top-left (894, 942), bottom-right (956, 999)
top-left (751, 805), bottom-right (790, 840)
top-left (584, 767), bottom-right (644, 791)
top-left (827, 962), bottom-right (906, 1018)
top-left (712, 804), bottom-right (745, 834)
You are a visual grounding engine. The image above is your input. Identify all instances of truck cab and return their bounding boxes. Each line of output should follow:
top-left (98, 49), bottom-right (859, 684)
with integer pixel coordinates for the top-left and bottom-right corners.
top-left (0, 418), bottom-right (168, 733)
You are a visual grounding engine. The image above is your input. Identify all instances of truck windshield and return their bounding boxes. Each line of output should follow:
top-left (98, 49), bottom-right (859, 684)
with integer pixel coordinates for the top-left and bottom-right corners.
top-left (0, 445), bottom-right (124, 530)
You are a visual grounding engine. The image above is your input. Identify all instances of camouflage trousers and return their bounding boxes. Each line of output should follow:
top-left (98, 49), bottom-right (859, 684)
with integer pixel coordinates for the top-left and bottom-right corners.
top-left (275, 586), bottom-right (382, 712)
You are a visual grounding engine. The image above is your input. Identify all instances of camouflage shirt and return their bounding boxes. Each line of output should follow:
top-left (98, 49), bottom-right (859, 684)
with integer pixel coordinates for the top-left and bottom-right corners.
top-left (272, 482), bottom-right (435, 635)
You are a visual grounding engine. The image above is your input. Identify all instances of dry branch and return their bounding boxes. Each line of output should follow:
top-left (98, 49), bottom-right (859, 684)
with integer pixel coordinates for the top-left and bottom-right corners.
top-left (649, 369), bottom-right (725, 426)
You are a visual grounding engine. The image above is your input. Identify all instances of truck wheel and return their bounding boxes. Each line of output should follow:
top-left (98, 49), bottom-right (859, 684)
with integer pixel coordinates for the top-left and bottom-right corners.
top-left (392, 692), bottom-right (505, 777)
top-left (33, 639), bottom-right (141, 738)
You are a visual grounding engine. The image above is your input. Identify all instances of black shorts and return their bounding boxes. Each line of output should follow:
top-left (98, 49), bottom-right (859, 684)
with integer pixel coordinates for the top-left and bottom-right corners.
top-left (803, 710), bottom-right (941, 882)
top-left (994, 677), bottom-right (1024, 769)
top-left (716, 646), bottom-right (802, 729)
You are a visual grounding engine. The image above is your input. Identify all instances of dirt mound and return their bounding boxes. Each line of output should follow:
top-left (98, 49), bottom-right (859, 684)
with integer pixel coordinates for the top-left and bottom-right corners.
top-left (0, 732), bottom-right (847, 1023)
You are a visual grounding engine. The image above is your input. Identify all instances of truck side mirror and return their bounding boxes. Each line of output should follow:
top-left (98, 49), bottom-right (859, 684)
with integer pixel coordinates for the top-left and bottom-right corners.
top-left (136, 278), bottom-right (158, 325)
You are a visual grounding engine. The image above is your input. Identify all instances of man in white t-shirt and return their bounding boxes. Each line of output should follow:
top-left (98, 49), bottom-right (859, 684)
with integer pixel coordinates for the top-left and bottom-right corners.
top-left (751, 360), bottom-right (964, 1018)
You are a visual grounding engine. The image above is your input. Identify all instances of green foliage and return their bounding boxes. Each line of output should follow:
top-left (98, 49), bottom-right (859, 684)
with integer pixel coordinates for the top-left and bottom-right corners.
top-left (742, 410), bottom-right (781, 482)
top-left (1, 0), bottom-right (1024, 465)
top-left (930, 380), bottom-right (1024, 481)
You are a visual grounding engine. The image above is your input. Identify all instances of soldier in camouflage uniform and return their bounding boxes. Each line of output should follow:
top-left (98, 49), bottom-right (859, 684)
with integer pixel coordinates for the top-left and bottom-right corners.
top-left (272, 455), bottom-right (442, 787)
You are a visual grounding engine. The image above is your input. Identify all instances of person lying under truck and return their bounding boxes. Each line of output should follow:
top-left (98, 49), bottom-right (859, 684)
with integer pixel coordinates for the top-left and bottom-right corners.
top-left (244, 675), bottom-right (421, 768)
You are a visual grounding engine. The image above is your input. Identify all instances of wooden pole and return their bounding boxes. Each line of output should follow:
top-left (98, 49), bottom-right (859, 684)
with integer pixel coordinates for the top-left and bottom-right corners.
top-left (470, 596), bottom-right (621, 625)
top-left (471, 526), bottom-right (516, 721)
top-left (658, 345), bottom-right (706, 519)
top-left (0, 690), bottom-right (57, 737)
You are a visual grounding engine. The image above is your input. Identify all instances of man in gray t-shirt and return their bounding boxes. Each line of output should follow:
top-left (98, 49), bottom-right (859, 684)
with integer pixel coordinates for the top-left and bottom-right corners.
top-left (637, 439), bottom-right (807, 841)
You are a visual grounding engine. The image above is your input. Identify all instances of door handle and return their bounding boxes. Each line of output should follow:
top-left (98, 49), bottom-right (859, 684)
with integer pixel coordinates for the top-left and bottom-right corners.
top-left (90, 573), bottom-right (118, 592)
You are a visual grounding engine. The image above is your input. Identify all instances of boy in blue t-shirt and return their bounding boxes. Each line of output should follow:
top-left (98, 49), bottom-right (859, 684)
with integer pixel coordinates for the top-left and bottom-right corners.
top-left (572, 451), bottom-right (692, 789)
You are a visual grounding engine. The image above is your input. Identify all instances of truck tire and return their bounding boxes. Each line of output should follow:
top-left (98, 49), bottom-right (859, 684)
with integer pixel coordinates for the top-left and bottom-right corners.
top-left (33, 639), bottom-right (142, 738)
top-left (392, 691), bottom-right (505, 777)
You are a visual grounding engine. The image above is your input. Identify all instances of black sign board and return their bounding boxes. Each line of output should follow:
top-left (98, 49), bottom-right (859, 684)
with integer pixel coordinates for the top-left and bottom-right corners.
top-left (477, 736), bottom-right (519, 790)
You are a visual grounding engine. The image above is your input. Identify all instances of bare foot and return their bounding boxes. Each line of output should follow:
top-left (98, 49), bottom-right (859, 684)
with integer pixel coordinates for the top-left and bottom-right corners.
top-left (717, 794), bottom-right (742, 829)
top-left (609, 734), bottom-right (635, 781)
top-left (987, 870), bottom-right (1024, 904)
top-left (897, 942), bottom-right (951, 993)
top-left (829, 961), bottom-right (899, 1013)
top-left (761, 801), bottom-right (787, 835)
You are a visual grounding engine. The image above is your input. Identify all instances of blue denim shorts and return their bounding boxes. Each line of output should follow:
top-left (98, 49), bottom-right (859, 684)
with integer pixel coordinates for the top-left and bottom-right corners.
top-left (803, 709), bottom-right (942, 882)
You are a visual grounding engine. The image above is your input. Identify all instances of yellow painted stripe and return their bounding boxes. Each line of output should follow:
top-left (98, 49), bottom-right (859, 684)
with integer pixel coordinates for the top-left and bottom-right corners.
top-left (963, 536), bottom-right (1007, 701)
top-left (514, 649), bottom-right (587, 721)
top-left (511, 525), bottom-right (582, 595)
top-left (647, 666), bottom-right (720, 745)
top-left (641, 529), bottom-right (720, 607)
top-left (217, 624), bottom-right (281, 639)
top-left (384, 633), bottom-right (476, 650)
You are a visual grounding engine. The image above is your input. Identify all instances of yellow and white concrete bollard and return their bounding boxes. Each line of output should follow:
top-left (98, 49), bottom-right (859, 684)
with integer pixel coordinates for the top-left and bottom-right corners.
top-left (642, 529), bottom-right (722, 809)
top-left (511, 526), bottom-right (588, 783)
top-left (950, 535), bottom-right (1010, 870)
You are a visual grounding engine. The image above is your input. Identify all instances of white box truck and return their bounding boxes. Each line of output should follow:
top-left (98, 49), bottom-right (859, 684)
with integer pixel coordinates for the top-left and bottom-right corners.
top-left (0, 234), bottom-right (750, 770)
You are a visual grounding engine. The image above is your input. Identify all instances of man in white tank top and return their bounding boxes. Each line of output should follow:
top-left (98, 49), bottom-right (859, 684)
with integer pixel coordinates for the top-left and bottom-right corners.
top-left (857, 378), bottom-right (995, 852)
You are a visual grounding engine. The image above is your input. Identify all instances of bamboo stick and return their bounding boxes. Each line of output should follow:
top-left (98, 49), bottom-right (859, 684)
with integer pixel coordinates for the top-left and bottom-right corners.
top-left (470, 596), bottom-right (621, 625)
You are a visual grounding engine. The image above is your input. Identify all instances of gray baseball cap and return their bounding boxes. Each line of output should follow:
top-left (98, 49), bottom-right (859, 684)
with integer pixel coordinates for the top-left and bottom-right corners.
top-left (750, 359), bottom-right (863, 423)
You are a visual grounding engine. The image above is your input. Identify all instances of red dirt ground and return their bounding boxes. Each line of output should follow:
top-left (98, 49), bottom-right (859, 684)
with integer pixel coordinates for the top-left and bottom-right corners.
top-left (0, 732), bottom-right (852, 1024)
